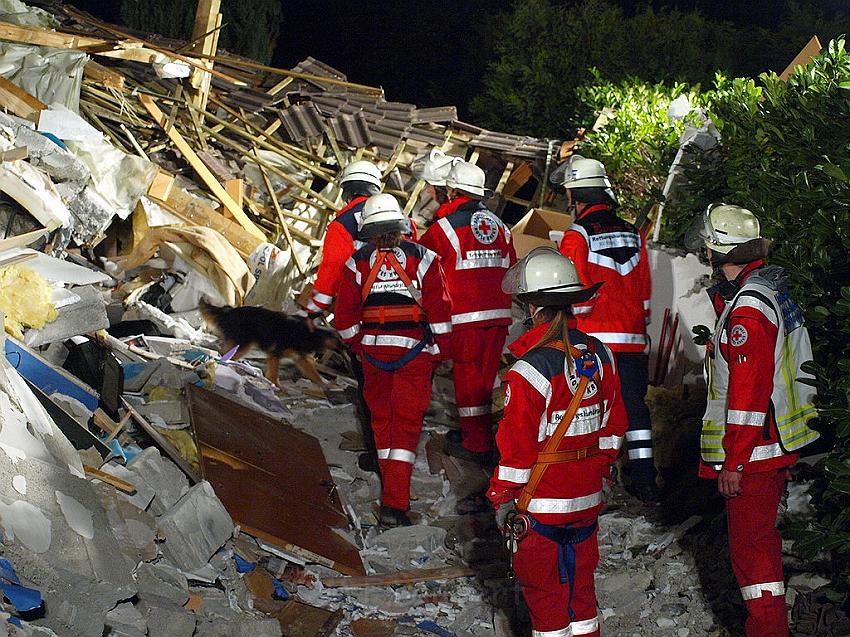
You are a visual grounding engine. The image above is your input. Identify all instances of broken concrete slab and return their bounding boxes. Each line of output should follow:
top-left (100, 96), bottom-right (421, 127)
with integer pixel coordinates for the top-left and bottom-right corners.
top-left (93, 483), bottom-right (158, 565)
top-left (137, 600), bottom-right (196, 637)
top-left (125, 446), bottom-right (189, 515)
top-left (135, 561), bottom-right (189, 606)
top-left (157, 480), bottom-right (234, 572)
top-left (104, 601), bottom-right (147, 636)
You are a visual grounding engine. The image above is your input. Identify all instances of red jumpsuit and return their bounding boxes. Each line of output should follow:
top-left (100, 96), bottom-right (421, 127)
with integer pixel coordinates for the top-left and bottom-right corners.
top-left (334, 241), bottom-right (452, 510)
top-left (306, 196), bottom-right (417, 316)
top-left (700, 261), bottom-right (798, 637)
top-left (419, 196), bottom-right (517, 452)
top-left (488, 321), bottom-right (628, 636)
top-left (560, 204), bottom-right (653, 469)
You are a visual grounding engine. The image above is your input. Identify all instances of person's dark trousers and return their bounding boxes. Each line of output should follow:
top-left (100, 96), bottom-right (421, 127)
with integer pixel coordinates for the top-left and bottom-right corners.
top-left (614, 352), bottom-right (655, 484)
top-left (349, 351), bottom-right (378, 467)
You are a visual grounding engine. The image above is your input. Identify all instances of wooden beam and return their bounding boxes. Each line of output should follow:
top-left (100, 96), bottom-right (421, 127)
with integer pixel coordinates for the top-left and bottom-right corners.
top-left (223, 178), bottom-right (243, 210)
top-left (322, 566), bottom-right (475, 589)
top-left (188, 0), bottom-right (221, 111)
top-left (139, 93), bottom-right (266, 241)
top-left (83, 61), bottom-right (125, 89)
top-left (83, 465), bottom-right (137, 494)
top-left (147, 174), bottom-right (264, 257)
top-left (0, 76), bottom-right (46, 122)
top-left (0, 21), bottom-right (165, 65)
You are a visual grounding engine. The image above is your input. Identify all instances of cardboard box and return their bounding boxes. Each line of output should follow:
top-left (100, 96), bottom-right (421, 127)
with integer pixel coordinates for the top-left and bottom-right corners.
top-left (510, 208), bottom-right (573, 258)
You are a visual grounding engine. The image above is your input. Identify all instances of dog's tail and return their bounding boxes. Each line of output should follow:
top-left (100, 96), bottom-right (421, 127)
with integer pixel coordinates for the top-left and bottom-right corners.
top-left (198, 299), bottom-right (231, 329)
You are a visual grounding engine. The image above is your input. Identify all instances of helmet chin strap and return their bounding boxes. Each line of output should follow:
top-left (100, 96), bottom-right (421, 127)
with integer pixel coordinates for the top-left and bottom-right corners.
top-left (522, 306), bottom-right (545, 328)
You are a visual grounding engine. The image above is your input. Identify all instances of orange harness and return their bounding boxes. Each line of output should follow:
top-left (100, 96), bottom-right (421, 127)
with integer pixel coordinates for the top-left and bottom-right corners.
top-left (360, 250), bottom-right (424, 324)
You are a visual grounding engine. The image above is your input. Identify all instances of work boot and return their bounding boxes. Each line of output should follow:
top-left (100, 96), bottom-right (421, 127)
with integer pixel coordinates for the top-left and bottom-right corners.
top-left (358, 452), bottom-right (380, 474)
top-left (443, 437), bottom-right (498, 467)
top-left (377, 506), bottom-right (412, 528)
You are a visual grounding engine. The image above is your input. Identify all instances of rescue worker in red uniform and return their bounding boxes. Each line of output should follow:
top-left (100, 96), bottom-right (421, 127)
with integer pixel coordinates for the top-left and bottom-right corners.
top-left (554, 155), bottom-right (657, 501)
top-left (699, 204), bottom-right (819, 637)
top-left (419, 161), bottom-right (517, 463)
top-left (488, 247), bottom-right (628, 637)
top-left (304, 160), bottom-right (416, 473)
top-left (334, 194), bottom-right (453, 527)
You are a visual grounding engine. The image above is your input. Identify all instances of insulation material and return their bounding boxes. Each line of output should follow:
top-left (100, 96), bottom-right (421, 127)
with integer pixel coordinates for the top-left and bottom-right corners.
top-left (0, 264), bottom-right (57, 339)
top-left (0, 248), bottom-right (110, 285)
top-left (0, 42), bottom-right (86, 112)
top-left (65, 136), bottom-right (158, 220)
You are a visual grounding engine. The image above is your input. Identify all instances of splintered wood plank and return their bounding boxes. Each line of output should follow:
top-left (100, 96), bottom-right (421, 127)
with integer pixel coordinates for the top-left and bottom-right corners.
top-left (321, 565), bottom-right (475, 588)
top-left (149, 183), bottom-right (263, 258)
top-left (138, 93), bottom-right (266, 241)
top-left (0, 76), bottom-right (46, 121)
top-left (186, 386), bottom-right (365, 576)
top-left (83, 61), bottom-right (125, 89)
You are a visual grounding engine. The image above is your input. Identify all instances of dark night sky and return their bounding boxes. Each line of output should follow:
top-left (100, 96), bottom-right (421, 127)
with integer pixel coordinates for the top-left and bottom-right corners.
top-left (68, 0), bottom-right (850, 114)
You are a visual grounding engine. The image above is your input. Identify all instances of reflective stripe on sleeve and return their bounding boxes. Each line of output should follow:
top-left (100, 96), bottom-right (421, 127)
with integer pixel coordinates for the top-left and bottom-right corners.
top-left (338, 325), bottom-right (360, 340)
top-left (749, 443), bottom-right (783, 462)
top-left (312, 291), bottom-right (334, 305)
top-left (626, 429), bottom-right (652, 442)
top-left (598, 434), bottom-right (623, 450)
top-left (416, 248), bottom-right (436, 282)
top-left (573, 305), bottom-right (592, 316)
top-left (740, 581), bottom-right (785, 601)
top-left (588, 332), bottom-right (648, 345)
top-left (497, 465), bottom-right (531, 484)
top-left (458, 405), bottom-right (489, 417)
top-left (727, 409), bottom-right (766, 426)
top-left (511, 360), bottom-right (551, 398)
top-left (527, 491), bottom-right (602, 514)
top-left (628, 448), bottom-right (653, 460)
top-left (452, 308), bottom-right (513, 325)
top-left (430, 321), bottom-right (452, 334)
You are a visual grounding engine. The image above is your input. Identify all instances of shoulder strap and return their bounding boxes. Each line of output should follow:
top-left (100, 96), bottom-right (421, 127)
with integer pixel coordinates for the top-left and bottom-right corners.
top-left (361, 250), bottom-right (423, 306)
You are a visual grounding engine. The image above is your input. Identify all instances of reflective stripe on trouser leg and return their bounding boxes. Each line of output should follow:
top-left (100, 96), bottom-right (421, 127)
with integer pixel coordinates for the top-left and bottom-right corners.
top-left (727, 469), bottom-right (788, 637)
top-left (615, 352), bottom-right (654, 465)
top-left (452, 326), bottom-right (507, 452)
top-left (512, 522), bottom-right (600, 637)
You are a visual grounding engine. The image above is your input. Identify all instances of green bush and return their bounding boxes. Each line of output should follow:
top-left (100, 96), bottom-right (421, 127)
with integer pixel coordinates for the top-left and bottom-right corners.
top-left (574, 72), bottom-right (735, 220)
top-left (663, 39), bottom-right (850, 583)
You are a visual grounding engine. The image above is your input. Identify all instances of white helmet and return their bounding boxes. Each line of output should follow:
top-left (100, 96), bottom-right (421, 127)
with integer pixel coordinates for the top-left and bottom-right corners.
top-left (701, 203), bottom-right (761, 254)
top-left (360, 193), bottom-right (407, 238)
top-left (554, 155), bottom-right (612, 190)
top-left (417, 149), bottom-right (461, 187)
top-left (446, 161), bottom-right (486, 197)
top-left (502, 246), bottom-right (602, 306)
top-left (339, 160), bottom-right (382, 188)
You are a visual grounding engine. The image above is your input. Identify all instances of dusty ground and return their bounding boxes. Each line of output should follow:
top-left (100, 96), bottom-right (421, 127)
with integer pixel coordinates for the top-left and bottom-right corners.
top-left (270, 363), bottom-right (834, 637)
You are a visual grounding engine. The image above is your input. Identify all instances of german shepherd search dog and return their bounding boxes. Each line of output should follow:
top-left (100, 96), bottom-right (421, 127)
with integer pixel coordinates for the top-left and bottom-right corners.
top-left (199, 300), bottom-right (341, 386)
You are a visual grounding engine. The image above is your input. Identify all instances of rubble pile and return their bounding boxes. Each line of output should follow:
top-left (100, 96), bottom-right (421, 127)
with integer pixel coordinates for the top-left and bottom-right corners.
top-left (0, 1), bottom-right (833, 636)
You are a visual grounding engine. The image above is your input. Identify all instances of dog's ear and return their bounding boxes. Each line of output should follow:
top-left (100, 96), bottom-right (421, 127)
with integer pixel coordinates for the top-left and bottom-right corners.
top-left (321, 331), bottom-right (342, 352)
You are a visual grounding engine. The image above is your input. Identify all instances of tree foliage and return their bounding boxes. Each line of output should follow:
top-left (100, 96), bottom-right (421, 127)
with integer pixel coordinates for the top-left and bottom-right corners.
top-left (472, 0), bottom-right (846, 138)
top-left (120, 0), bottom-right (281, 64)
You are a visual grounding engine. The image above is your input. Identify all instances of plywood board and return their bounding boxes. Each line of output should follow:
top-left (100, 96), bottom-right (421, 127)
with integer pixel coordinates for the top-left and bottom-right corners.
top-left (186, 385), bottom-right (364, 576)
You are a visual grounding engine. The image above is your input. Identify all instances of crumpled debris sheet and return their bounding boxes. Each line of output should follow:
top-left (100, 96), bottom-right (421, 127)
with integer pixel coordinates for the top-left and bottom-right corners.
top-left (0, 264), bottom-right (57, 338)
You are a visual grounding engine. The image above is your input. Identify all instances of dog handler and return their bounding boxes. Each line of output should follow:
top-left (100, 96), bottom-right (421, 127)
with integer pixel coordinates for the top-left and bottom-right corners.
top-left (334, 194), bottom-right (453, 527)
top-left (487, 247), bottom-right (628, 636)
